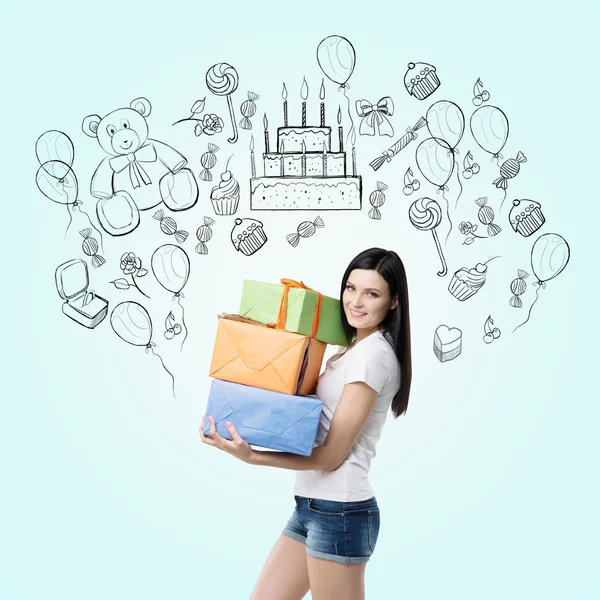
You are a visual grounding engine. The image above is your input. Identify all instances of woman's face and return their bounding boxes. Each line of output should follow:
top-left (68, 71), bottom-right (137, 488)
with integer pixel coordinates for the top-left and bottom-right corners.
top-left (343, 269), bottom-right (398, 332)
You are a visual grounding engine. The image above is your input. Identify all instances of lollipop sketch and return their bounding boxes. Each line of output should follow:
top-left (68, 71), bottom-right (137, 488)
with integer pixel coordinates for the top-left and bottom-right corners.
top-left (206, 63), bottom-right (239, 144)
top-left (110, 301), bottom-right (176, 396)
top-left (151, 244), bottom-right (191, 352)
top-left (408, 197), bottom-right (447, 276)
top-left (512, 233), bottom-right (570, 334)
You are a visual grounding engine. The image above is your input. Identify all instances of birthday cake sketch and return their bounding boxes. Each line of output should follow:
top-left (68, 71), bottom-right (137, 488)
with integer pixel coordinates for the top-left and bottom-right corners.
top-left (249, 79), bottom-right (362, 211)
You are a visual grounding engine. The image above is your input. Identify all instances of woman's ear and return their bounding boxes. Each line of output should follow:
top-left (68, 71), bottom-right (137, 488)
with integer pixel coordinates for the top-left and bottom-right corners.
top-left (390, 294), bottom-right (399, 310)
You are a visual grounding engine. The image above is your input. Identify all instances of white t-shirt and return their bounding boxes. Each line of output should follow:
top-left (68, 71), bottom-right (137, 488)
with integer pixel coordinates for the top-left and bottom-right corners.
top-left (294, 329), bottom-right (401, 502)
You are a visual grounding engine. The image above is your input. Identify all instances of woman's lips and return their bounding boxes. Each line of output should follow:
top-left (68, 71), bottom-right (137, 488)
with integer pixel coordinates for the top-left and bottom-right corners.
top-left (349, 309), bottom-right (367, 318)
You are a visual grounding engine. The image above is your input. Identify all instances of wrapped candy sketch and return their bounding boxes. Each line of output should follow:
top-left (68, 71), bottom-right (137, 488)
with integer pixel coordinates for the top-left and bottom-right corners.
top-left (250, 80), bottom-right (362, 211)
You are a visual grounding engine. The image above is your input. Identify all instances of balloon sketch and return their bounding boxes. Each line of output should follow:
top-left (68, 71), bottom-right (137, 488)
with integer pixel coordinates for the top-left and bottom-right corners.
top-left (469, 105), bottom-right (509, 165)
top-left (317, 35), bottom-right (357, 145)
top-left (110, 301), bottom-right (176, 396)
top-left (151, 244), bottom-right (191, 352)
top-left (35, 129), bottom-right (105, 251)
top-left (512, 233), bottom-right (570, 334)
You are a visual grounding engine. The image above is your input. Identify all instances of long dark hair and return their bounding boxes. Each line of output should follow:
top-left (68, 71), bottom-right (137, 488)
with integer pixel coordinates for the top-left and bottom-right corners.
top-left (339, 247), bottom-right (412, 418)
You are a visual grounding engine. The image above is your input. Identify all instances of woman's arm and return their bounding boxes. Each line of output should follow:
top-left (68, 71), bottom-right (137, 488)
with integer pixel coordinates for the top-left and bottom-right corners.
top-left (248, 381), bottom-right (378, 472)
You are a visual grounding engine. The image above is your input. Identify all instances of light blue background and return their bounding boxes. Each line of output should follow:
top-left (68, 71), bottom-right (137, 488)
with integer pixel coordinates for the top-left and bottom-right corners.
top-left (2, 0), bottom-right (598, 598)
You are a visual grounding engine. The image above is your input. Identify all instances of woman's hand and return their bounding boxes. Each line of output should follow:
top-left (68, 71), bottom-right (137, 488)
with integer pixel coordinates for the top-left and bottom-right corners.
top-left (199, 415), bottom-right (255, 464)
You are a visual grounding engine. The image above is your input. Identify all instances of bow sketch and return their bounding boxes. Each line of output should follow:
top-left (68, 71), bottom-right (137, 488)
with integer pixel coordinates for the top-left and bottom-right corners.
top-left (355, 97), bottom-right (395, 137)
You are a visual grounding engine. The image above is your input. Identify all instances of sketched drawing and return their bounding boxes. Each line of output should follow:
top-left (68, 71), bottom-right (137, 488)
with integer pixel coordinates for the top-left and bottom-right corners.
top-left (470, 105), bottom-right (509, 163)
top-left (206, 63), bottom-right (240, 144)
top-left (404, 62), bottom-right (441, 100)
top-left (172, 98), bottom-right (225, 137)
top-left (462, 150), bottom-right (480, 179)
top-left (110, 252), bottom-right (150, 298)
top-left (211, 156), bottom-right (240, 216)
top-left (355, 97), bottom-right (394, 137)
top-left (483, 316), bottom-right (501, 344)
top-left (153, 209), bottom-right (188, 243)
top-left (200, 143), bottom-right (219, 181)
top-left (82, 97), bottom-right (199, 221)
top-left (316, 36), bottom-right (357, 145)
top-left (151, 244), bottom-right (190, 352)
top-left (55, 258), bottom-right (108, 329)
top-left (164, 311), bottom-right (182, 340)
top-left (509, 270), bottom-right (529, 308)
top-left (80, 229), bottom-right (105, 267)
top-left (239, 92), bottom-right (259, 130)
top-left (433, 324), bottom-right (462, 363)
top-left (35, 129), bottom-right (106, 247)
top-left (282, 83), bottom-right (289, 127)
top-left (512, 233), bottom-right (570, 334)
top-left (287, 216), bottom-right (324, 247)
top-left (408, 197), bottom-right (447, 277)
top-left (472, 78), bottom-right (490, 106)
top-left (415, 137), bottom-right (454, 244)
top-left (402, 167), bottom-right (420, 196)
top-left (448, 256), bottom-right (500, 302)
top-left (509, 199), bottom-right (546, 237)
top-left (368, 182), bottom-right (388, 220)
top-left (231, 218), bottom-right (267, 255)
top-left (110, 301), bottom-right (176, 396)
top-left (250, 98), bottom-right (362, 211)
top-left (369, 117), bottom-right (427, 172)
top-left (494, 151), bottom-right (527, 210)
top-left (426, 100), bottom-right (466, 208)
top-left (196, 216), bottom-right (216, 255)
top-left (460, 196), bottom-right (501, 245)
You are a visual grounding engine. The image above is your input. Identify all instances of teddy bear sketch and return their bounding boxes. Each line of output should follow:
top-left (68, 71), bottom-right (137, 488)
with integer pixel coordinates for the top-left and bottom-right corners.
top-left (82, 97), bottom-right (199, 236)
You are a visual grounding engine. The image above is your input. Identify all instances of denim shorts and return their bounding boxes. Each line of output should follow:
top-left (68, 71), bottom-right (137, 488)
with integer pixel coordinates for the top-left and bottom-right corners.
top-left (281, 495), bottom-right (380, 564)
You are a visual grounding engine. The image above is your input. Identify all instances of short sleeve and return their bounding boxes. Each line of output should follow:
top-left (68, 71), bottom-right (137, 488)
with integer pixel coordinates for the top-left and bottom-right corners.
top-left (342, 341), bottom-right (390, 393)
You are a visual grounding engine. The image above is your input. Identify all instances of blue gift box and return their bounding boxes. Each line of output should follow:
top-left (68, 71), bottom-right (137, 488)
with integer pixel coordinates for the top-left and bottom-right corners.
top-left (202, 379), bottom-right (323, 456)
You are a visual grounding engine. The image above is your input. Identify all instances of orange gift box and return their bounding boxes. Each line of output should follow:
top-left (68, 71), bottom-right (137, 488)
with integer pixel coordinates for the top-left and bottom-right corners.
top-left (208, 313), bottom-right (327, 395)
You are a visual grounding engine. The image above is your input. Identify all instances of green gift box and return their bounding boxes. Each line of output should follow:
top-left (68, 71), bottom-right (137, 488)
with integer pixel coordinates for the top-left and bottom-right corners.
top-left (239, 279), bottom-right (350, 347)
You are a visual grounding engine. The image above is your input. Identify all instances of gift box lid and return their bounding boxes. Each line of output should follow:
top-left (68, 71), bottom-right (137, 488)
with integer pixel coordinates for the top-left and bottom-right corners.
top-left (55, 259), bottom-right (89, 300)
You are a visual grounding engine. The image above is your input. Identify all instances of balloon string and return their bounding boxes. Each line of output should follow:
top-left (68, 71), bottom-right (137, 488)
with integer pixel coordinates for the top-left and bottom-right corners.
top-left (65, 203), bottom-right (73, 239)
top-left (441, 189), bottom-right (453, 246)
top-left (177, 295), bottom-right (188, 353)
top-left (454, 158), bottom-right (463, 209)
top-left (512, 285), bottom-right (541, 334)
top-left (499, 188), bottom-right (508, 212)
top-left (226, 95), bottom-right (238, 144)
top-left (150, 347), bottom-right (176, 397)
top-left (342, 87), bottom-right (355, 146)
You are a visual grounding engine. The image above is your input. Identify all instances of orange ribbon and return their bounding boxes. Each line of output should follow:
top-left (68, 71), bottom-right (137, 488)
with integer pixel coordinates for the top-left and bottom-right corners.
top-left (276, 278), bottom-right (322, 338)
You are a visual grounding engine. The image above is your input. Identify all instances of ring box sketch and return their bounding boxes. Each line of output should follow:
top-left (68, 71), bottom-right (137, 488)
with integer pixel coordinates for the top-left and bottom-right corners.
top-left (250, 122), bottom-right (362, 211)
top-left (55, 259), bottom-right (108, 329)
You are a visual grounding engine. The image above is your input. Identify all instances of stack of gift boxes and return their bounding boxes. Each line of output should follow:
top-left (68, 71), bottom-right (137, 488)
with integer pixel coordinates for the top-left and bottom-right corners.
top-left (202, 279), bottom-right (350, 456)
